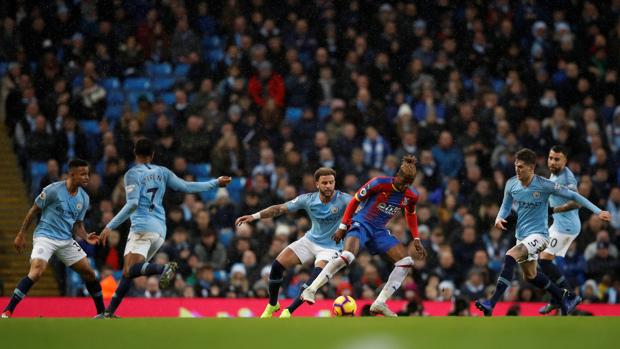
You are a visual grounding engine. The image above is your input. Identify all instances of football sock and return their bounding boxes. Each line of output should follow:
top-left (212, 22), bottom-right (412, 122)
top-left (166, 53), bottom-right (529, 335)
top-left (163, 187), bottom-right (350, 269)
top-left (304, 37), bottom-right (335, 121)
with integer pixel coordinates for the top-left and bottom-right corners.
top-left (4, 276), bottom-right (34, 312)
top-left (376, 256), bottom-right (413, 304)
top-left (106, 276), bottom-right (131, 314)
top-left (287, 267), bottom-right (323, 313)
top-left (307, 252), bottom-right (352, 292)
top-left (127, 263), bottom-right (164, 278)
top-left (528, 272), bottom-right (564, 302)
top-left (85, 280), bottom-right (105, 314)
top-left (489, 255), bottom-right (517, 305)
top-left (539, 259), bottom-right (570, 290)
top-left (268, 260), bottom-right (285, 306)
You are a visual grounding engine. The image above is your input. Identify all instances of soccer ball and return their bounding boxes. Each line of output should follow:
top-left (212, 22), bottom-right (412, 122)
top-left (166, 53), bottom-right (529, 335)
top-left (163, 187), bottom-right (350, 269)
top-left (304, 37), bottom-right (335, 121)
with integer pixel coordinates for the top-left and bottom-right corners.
top-left (332, 295), bottom-right (357, 316)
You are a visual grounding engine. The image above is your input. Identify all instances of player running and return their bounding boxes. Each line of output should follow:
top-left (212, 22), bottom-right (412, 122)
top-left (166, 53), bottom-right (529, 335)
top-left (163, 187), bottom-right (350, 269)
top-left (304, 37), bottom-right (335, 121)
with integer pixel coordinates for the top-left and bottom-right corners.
top-left (301, 155), bottom-right (427, 317)
top-left (538, 146), bottom-right (583, 314)
top-left (96, 138), bottom-right (231, 318)
top-left (236, 168), bottom-right (351, 318)
top-left (475, 148), bottom-right (610, 316)
top-left (2, 159), bottom-right (104, 318)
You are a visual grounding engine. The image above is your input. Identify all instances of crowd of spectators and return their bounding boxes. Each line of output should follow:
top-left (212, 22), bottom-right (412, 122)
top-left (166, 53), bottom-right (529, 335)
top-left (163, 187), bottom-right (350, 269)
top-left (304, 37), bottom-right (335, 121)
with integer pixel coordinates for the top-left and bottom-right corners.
top-left (2, 0), bottom-right (620, 311)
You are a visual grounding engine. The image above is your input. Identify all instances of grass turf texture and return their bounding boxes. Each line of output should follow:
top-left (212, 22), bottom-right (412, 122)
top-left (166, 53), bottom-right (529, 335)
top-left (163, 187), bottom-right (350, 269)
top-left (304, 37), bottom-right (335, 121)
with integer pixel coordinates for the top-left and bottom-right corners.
top-left (1, 317), bottom-right (618, 349)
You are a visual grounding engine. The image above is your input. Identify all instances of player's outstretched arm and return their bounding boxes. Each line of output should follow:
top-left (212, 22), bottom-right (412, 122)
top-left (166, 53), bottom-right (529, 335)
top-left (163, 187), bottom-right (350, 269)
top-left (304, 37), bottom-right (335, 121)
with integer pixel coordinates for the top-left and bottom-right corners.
top-left (14, 204), bottom-right (41, 254)
top-left (235, 204), bottom-right (289, 226)
top-left (166, 169), bottom-right (231, 193)
top-left (73, 221), bottom-right (99, 245)
top-left (555, 187), bottom-right (610, 221)
top-left (99, 172), bottom-right (141, 245)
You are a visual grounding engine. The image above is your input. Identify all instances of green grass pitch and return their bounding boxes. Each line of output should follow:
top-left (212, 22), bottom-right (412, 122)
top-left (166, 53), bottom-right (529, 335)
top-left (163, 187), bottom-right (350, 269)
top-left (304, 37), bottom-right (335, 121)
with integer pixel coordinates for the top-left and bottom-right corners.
top-left (1, 317), bottom-right (618, 349)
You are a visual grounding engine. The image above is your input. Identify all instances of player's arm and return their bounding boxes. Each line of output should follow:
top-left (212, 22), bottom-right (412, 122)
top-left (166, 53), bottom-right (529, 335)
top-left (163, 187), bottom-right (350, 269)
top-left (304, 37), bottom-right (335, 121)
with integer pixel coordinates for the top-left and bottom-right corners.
top-left (166, 168), bottom-right (231, 193)
top-left (333, 179), bottom-right (379, 242)
top-left (99, 172), bottom-right (141, 245)
top-left (73, 198), bottom-right (97, 245)
top-left (551, 201), bottom-right (580, 213)
top-left (404, 203), bottom-right (427, 260)
top-left (235, 203), bottom-right (289, 226)
top-left (495, 181), bottom-right (514, 230)
top-left (549, 182), bottom-right (610, 221)
top-left (14, 204), bottom-right (41, 254)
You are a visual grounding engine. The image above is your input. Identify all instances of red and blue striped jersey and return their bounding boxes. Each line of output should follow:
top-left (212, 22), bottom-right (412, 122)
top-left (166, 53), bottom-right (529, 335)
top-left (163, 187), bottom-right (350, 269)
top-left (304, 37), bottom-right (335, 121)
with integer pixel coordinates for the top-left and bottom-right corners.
top-left (349, 176), bottom-right (419, 229)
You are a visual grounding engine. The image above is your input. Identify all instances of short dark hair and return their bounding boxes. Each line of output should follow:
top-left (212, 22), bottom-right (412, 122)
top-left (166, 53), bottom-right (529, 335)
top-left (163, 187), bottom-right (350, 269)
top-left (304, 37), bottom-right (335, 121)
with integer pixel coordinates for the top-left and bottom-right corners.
top-left (314, 167), bottom-right (336, 181)
top-left (515, 148), bottom-right (537, 165)
top-left (68, 158), bottom-right (89, 169)
top-left (134, 138), bottom-right (155, 157)
top-left (550, 145), bottom-right (569, 157)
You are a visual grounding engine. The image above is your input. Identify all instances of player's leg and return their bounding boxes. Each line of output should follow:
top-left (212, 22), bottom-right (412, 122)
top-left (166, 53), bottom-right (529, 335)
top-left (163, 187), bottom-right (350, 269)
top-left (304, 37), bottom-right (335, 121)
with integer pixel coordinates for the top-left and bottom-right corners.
top-left (301, 235), bottom-right (361, 304)
top-left (521, 260), bottom-right (580, 315)
top-left (538, 232), bottom-right (575, 314)
top-left (369, 232), bottom-right (410, 317)
top-left (261, 246), bottom-right (301, 318)
top-left (60, 239), bottom-right (106, 315)
top-left (104, 252), bottom-right (146, 316)
top-left (3, 237), bottom-right (56, 317)
top-left (69, 257), bottom-right (105, 315)
top-left (283, 247), bottom-right (339, 317)
top-left (475, 243), bottom-right (526, 316)
top-left (2, 259), bottom-right (47, 317)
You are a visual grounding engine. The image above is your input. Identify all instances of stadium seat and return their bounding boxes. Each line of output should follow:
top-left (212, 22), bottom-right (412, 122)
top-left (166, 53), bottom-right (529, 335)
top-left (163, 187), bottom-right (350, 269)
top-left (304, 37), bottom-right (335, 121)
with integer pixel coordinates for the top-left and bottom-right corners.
top-left (159, 92), bottom-right (176, 106)
top-left (202, 35), bottom-right (222, 51)
top-left (0, 62), bottom-right (8, 76)
top-left (101, 77), bottom-right (121, 91)
top-left (29, 161), bottom-right (48, 194)
top-left (151, 77), bottom-right (175, 92)
top-left (226, 177), bottom-right (246, 203)
top-left (174, 64), bottom-right (190, 79)
top-left (187, 162), bottom-right (211, 178)
top-left (104, 105), bottom-right (124, 122)
top-left (317, 105), bottom-right (331, 121)
top-left (123, 77), bottom-right (151, 92)
top-left (285, 107), bottom-right (303, 124)
top-left (79, 120), bottom-right (100, 135)
top-left (217, 228), bottom-right (234, 250)
top-left (146, 62), bottom-right (173, 77)
top-left (205, 49), bottom-right (224, 65)
top-left (106, 89), bottom-right (125, 105)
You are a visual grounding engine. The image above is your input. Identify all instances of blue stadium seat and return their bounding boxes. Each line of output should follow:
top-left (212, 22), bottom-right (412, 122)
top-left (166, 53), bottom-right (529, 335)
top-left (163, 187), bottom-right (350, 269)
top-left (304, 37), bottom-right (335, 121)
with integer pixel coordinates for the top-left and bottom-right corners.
top-left (123, 77), bottom-right (151, 91)
top-left (151, 77), bottom-right (175, 92)
top-left (29, 161), bottom-right (48, 194)
top-left (79, 120), bottom-right (100, 135)
top-left (174, 64), bottom-right (190, 79)
top-left (106, 89), bottom-right (125, 105)
top-left (101, 77), bottom-right (121, 91)
top-left (317, 105), bottom-right (331, 121)
top-left (186, 162), bottom-right (211, 178)
top-left (217, 228), bottom-right (234, 249)
top-left (285, 107), bottom-right (303, 124)
top-left (205, 49), bottom-right (224, 65)
top-left (146, 62), bottom-right (173, 77)
top-left (0, 62), bottom-right (8, 76)
top-left (159, 92), bottom-right (176, 106)
top-left (104, 105), bottom-right (124, 122)
top-left (202, 35), bottom-right (222, 50)
top-left (227, 177), bottom-right (246, 203)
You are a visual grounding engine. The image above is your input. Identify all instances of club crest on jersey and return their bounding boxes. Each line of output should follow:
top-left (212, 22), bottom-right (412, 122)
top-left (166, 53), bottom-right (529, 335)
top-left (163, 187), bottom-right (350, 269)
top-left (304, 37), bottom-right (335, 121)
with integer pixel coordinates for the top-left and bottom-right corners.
top-left (403, 197), bottom-right (409, 206)
top-left (39, 191), bottom-right (46, 200)
top-left (76, 202), bottom-right (83, 210)
top-left (331, 206), bottom-right (339, 214)
top-left (533, 191), bottom-right (540, 198)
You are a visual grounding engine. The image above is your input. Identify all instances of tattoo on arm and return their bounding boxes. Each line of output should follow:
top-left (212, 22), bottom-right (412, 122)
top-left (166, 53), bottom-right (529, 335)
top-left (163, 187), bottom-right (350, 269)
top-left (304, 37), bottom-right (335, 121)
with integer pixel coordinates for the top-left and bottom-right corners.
top-left (258, 204), bottom-right (289, 219)
top-left (554, 201), bottom-right (580, 213)
top-left (19, 204), bottom-right (41, 234)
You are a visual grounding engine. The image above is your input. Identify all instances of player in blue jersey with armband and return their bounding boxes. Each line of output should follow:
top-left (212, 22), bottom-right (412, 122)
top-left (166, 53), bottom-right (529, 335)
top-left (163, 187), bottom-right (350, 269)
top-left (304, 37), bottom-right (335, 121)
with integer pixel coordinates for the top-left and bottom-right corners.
top-left (96, 138), bottom-right (231, 318)
top-left (236, 167), bottom-right (352, 318)
top-left (475, 149), bottom-right (611, 316)
top-left (2, 159), bottom-right (104, 318)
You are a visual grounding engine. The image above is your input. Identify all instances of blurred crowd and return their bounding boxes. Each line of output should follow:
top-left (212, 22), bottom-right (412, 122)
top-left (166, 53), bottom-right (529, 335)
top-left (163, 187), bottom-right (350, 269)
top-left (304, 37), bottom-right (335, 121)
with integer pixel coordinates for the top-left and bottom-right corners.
top-left (2, 0), bottom-right (620, 311)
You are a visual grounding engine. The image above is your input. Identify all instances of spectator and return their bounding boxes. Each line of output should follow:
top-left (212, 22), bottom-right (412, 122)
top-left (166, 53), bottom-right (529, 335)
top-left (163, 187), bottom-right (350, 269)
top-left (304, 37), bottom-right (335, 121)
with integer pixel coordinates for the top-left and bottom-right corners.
top-left (248, 61), bottom-right (285, 108)
top-left (431, 131), bottom-right (463, 180)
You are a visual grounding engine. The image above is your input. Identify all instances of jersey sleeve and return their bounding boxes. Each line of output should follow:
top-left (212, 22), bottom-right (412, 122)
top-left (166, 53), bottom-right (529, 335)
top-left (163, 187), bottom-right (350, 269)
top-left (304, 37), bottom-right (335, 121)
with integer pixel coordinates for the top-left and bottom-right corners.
top-left (124, 170), bottom-right (141, 204)
top-left (78, 194), bottom-right (90, 221)
top-left (164, 167), bottom-right (219, 193)
top-left (354, 177), bottom-right (382, 202)
top-left (497, 180), bottom-right (514, 219)
top-left (565, 173), bottom-right (578, 191)
top-left (285, 194), bottom-right (308, 212)
top-left (542, 177), bottom-right (601, 214)
top-left (34, 184), bottom-right (57, 209)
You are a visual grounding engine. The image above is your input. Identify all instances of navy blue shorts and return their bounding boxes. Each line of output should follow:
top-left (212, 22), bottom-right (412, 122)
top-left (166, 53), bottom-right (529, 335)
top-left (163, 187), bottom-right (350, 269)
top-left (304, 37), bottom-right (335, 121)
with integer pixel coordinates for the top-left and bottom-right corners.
top-left (346, 221), bottom-right (400, 255)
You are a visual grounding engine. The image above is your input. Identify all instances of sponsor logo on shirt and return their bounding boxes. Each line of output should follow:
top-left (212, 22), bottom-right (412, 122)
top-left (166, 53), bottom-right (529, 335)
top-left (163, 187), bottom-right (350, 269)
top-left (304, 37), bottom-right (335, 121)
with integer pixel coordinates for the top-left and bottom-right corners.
top-left (377, 202), bottom-right (400, 215)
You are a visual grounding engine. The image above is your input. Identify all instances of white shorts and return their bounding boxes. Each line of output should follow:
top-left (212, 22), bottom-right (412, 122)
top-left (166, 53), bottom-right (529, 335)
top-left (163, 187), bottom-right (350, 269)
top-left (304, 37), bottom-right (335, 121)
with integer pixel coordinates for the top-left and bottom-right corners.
top-left (516, 234), bottom-right (549, 262)
top-left (31, 237), bottom-right (87, 266)
top-left (287, 235), bottom-right (340, 265)
top-left (124, 232), bottom-right (165, 261)
top-left (543, 226), bottom-right (578, 257)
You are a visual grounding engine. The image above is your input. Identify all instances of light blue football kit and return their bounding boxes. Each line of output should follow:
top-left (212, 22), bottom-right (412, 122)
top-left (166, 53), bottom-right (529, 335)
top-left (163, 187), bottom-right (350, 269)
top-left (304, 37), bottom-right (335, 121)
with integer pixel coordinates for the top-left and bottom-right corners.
top-left (285, 190), bottom-right (352, 262)
top-left (549, 167), bottom-right (581, 235)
